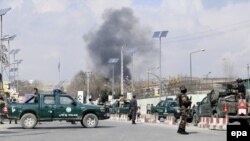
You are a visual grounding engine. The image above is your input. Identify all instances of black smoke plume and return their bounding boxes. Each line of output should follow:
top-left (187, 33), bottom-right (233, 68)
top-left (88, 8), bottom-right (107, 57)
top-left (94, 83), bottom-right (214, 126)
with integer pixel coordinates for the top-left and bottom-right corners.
top-left (85, 7), bottom-right (157, 81)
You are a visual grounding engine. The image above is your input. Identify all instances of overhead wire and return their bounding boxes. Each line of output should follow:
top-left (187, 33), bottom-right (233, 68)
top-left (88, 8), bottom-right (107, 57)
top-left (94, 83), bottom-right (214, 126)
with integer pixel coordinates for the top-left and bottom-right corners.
top-left (152, 19), bottom-right (250, 45)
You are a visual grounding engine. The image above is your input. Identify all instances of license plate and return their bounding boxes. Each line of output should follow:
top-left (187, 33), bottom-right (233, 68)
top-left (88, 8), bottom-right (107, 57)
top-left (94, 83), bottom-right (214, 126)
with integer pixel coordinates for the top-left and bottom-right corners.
top-left (238, 109), bottom-right (247, 115)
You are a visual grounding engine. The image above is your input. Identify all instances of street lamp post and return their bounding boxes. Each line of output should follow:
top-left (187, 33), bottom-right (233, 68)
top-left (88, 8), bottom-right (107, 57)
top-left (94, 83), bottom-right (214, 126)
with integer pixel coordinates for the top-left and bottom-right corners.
top-left (206, 71), bottom-right (211, 89)
top-left (10, 49), bottom-right (20, 83)
top-left (148, 72), bottom-right (163, 100)
top-left (15, 59), bottom-right (22, 93)
top-left (131, 51), bottom-right (134, 92)
top-left (152, 31), bottom-right (168, 98)
top-left (0, 8), bottom-right (11, 80)
top-left (85, 72), bottom-right (92, 102)
top-left (190, 49), bottom-right (205, 91)
top-left (108, 58), bottom-right (119, 99)
top-left (1, 35), bottom-right (16, 81)
top-left (147, 66), bottom-right (159, 89)
top-left (247, 64), bottom-right (249, 90)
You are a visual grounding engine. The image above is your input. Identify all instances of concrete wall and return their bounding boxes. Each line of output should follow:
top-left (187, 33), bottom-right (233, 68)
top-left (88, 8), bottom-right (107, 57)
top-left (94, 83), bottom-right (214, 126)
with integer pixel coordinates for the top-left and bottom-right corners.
top-left (137, 93), bottom-right (207, 114)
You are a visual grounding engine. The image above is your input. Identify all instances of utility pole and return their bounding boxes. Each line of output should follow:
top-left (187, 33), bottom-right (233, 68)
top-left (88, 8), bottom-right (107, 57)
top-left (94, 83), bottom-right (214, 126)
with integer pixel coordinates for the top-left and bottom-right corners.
top-left (86, 72), bottom-right (91, 103)
top-left (121, 45), bottom-right (124, 96)
top-left (247, 64), bottom-right (249, 89)
top-left (131, 51), bottom-right (134, 92)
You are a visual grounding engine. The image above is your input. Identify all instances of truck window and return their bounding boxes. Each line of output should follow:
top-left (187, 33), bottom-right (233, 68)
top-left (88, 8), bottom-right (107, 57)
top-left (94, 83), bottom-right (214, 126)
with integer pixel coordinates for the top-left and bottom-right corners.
top-left (168, 102), bottom-right (178, 107)
top-left (201, 97), bottom-right (208, 104)
top-left (60, 96), bottom-right (74, 105)
top-left (25, 96), bottom-right (35, 103)
top-left (224, 95), bottom-right (237, 102)
top-left (157, 101), bottom-right (163, 107)
top-left (44, 96), bottom-right (55, 105)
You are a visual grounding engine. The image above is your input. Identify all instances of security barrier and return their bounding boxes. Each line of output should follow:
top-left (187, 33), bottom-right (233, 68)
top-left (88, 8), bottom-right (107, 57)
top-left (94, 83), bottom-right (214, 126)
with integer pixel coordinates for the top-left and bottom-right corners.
top-left (110, 114), bottom-right (158, 123)
top-left (110, 113), bottom-right (229, 131)
top-left (208, 116), bottom-right (228, 130)
top-left (198, 117), bottom-right (210, 128)
top-left (197, 116), bottom-right (228, 130)
top-left (164, 115), bottom-right (177, 125)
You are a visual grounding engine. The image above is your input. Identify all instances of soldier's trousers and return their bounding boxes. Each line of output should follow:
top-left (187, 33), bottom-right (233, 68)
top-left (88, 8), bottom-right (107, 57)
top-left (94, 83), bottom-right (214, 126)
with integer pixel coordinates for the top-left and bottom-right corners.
top-left (179, 107), bottom-right (188, 130)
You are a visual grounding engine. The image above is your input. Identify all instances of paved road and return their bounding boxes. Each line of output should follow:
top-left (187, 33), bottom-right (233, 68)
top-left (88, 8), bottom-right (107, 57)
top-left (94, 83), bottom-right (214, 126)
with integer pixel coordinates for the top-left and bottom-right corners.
top-left (0, 120), bottom-right (226, 141)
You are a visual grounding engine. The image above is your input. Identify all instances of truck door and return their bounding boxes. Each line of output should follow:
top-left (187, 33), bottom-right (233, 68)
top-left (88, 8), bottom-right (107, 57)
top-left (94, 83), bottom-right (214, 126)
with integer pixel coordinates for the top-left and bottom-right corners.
top-left (155, 101), bottom-right (164, 116)
top-left (199, 97), bottom-right (211, 117)
top-left (54, 95), bottom-right (80, 119)
top-left (39, 95), bottom-right (56, 120)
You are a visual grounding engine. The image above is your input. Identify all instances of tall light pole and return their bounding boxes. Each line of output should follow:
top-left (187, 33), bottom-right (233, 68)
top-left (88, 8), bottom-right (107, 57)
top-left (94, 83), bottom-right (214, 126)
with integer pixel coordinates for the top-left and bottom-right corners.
top-left (131, 50), bottom-right (136, 92)
top-left (148, 72), bottom-right (162, 100)
top-left (205, 71), bottom-right (211, 79)
top-left (0, 8), bottom-right (11, 90)
top-left (190, 49), bottom-right (205, 91)
top-left (1, 34), bottom-right (16, 81)
top-left (222, 58), bottom-right (230, 82)
top-left (108, 58), bottom-right (119, 99)
top-left (86, 72), bottom-right (92, 102)
top-left (147, 66), bottom-right (159, 89)
top-left (121, 45), bottom-right (124, 96)
top-left (247, 64), bottom-right (249, 89)
top-left (10, 49), bottom-right (20, 83)
top-left (152, 31), bottom-right (168, 97)
top-left (205, 71), bottom-right (211, 88)
top-left (15, 59), bottom-right (22, 93)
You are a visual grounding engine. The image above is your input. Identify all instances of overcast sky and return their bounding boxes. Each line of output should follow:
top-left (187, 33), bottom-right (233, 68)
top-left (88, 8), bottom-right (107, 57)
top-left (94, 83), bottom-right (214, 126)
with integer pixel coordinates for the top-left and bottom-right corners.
top-left (1, 0), bottom-right (250, 83)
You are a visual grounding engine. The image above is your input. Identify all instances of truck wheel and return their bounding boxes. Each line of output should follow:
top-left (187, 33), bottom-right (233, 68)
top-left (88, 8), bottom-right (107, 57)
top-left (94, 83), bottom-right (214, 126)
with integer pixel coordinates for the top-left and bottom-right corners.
top-left (239, 119), bottom-right (248, 125)
top-left (155, 113), bottom-right (160, 120)
top-left (212, 113), bottom-right (218, 118)
top-left (247, 119), bottom-right (250, 125)
top-left (193, 113), bottom-right (199, 126)
top-left (21, 113), bottom-right (37, 129)
top-left (81, 113), bottom-right (98, 128)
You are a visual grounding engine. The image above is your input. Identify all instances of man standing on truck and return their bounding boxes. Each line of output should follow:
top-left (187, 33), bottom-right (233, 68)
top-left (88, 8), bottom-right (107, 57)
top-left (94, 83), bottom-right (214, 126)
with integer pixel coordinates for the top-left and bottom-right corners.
top-left (176, 86), bottom-right (191, 135)
top-left (235, 78), bottom-right (246, 99)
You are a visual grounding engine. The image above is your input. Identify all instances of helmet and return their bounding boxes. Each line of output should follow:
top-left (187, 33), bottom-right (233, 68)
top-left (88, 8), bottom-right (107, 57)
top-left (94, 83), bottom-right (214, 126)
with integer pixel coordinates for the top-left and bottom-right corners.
top-left (53, 89), bottom-right (62, 94)
top-left (180, 85), bottom-right (187, 94)
top-left (236, 78), bottom-right (243, 83)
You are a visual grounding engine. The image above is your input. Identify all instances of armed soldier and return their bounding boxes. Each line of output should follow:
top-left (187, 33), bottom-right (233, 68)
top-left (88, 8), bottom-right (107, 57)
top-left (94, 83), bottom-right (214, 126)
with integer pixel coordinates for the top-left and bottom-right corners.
top-left (235, 78), bottom-right (246, 99)
top-left (0, 94), bottom-right (5, 124)
top-left (176, 86), bottom-right (191, 135)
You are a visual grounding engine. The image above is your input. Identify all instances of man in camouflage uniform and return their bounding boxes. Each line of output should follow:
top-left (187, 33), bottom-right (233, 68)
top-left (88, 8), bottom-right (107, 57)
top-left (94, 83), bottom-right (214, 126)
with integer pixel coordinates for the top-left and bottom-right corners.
top-left (176, 86), bottom-right (191, 135)
top-left (0, 94), bottom-right (5, 124)
top-left (235, 78), bottom-right (246, 99)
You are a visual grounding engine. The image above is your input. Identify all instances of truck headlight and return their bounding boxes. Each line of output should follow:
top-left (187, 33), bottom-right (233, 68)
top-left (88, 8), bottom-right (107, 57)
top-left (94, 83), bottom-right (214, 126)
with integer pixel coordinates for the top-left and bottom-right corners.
top-left (177, 109), bottom-right (180, 113)
top-left (100, 107), bottom-right (105, 112)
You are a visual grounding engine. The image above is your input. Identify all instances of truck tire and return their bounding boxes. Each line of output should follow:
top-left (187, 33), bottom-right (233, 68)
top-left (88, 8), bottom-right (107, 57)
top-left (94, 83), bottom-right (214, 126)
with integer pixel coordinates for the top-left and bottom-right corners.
top-left (212, 112), bottom-right (218, 118)
top-left (21, 113), bottom-right (37, 129)
top-left (155, 113), bottom-right (160, 120)
top-left (81, 113), bottom-right (98, 128)
top-left (247, 119), bottom-right (250, 125)
top-left (192, 113), bottom-right (199, 126)
top-left (239, 119), bottom-right (248, 125)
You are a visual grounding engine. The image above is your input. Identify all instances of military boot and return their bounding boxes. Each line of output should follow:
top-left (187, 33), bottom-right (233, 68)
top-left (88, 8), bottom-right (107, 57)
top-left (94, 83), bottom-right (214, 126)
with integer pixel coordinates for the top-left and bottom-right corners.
top-left (182, 129), bottom-right (189, 135)
top-left (177, 128), bottom-right (182, 134)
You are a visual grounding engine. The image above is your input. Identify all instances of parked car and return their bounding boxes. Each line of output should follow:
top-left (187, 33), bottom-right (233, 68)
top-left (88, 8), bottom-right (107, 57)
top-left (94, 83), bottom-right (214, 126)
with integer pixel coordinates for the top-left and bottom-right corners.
top-left (152, 100), bottom-right (180, 120)
top-left (109, 101), bottom-right (130, 114)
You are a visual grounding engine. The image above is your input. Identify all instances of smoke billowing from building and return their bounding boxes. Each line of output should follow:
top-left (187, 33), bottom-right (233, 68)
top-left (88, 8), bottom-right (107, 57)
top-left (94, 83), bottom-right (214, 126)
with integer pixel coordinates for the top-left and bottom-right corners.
top-left (85, 7), bottom-right (157, 81)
